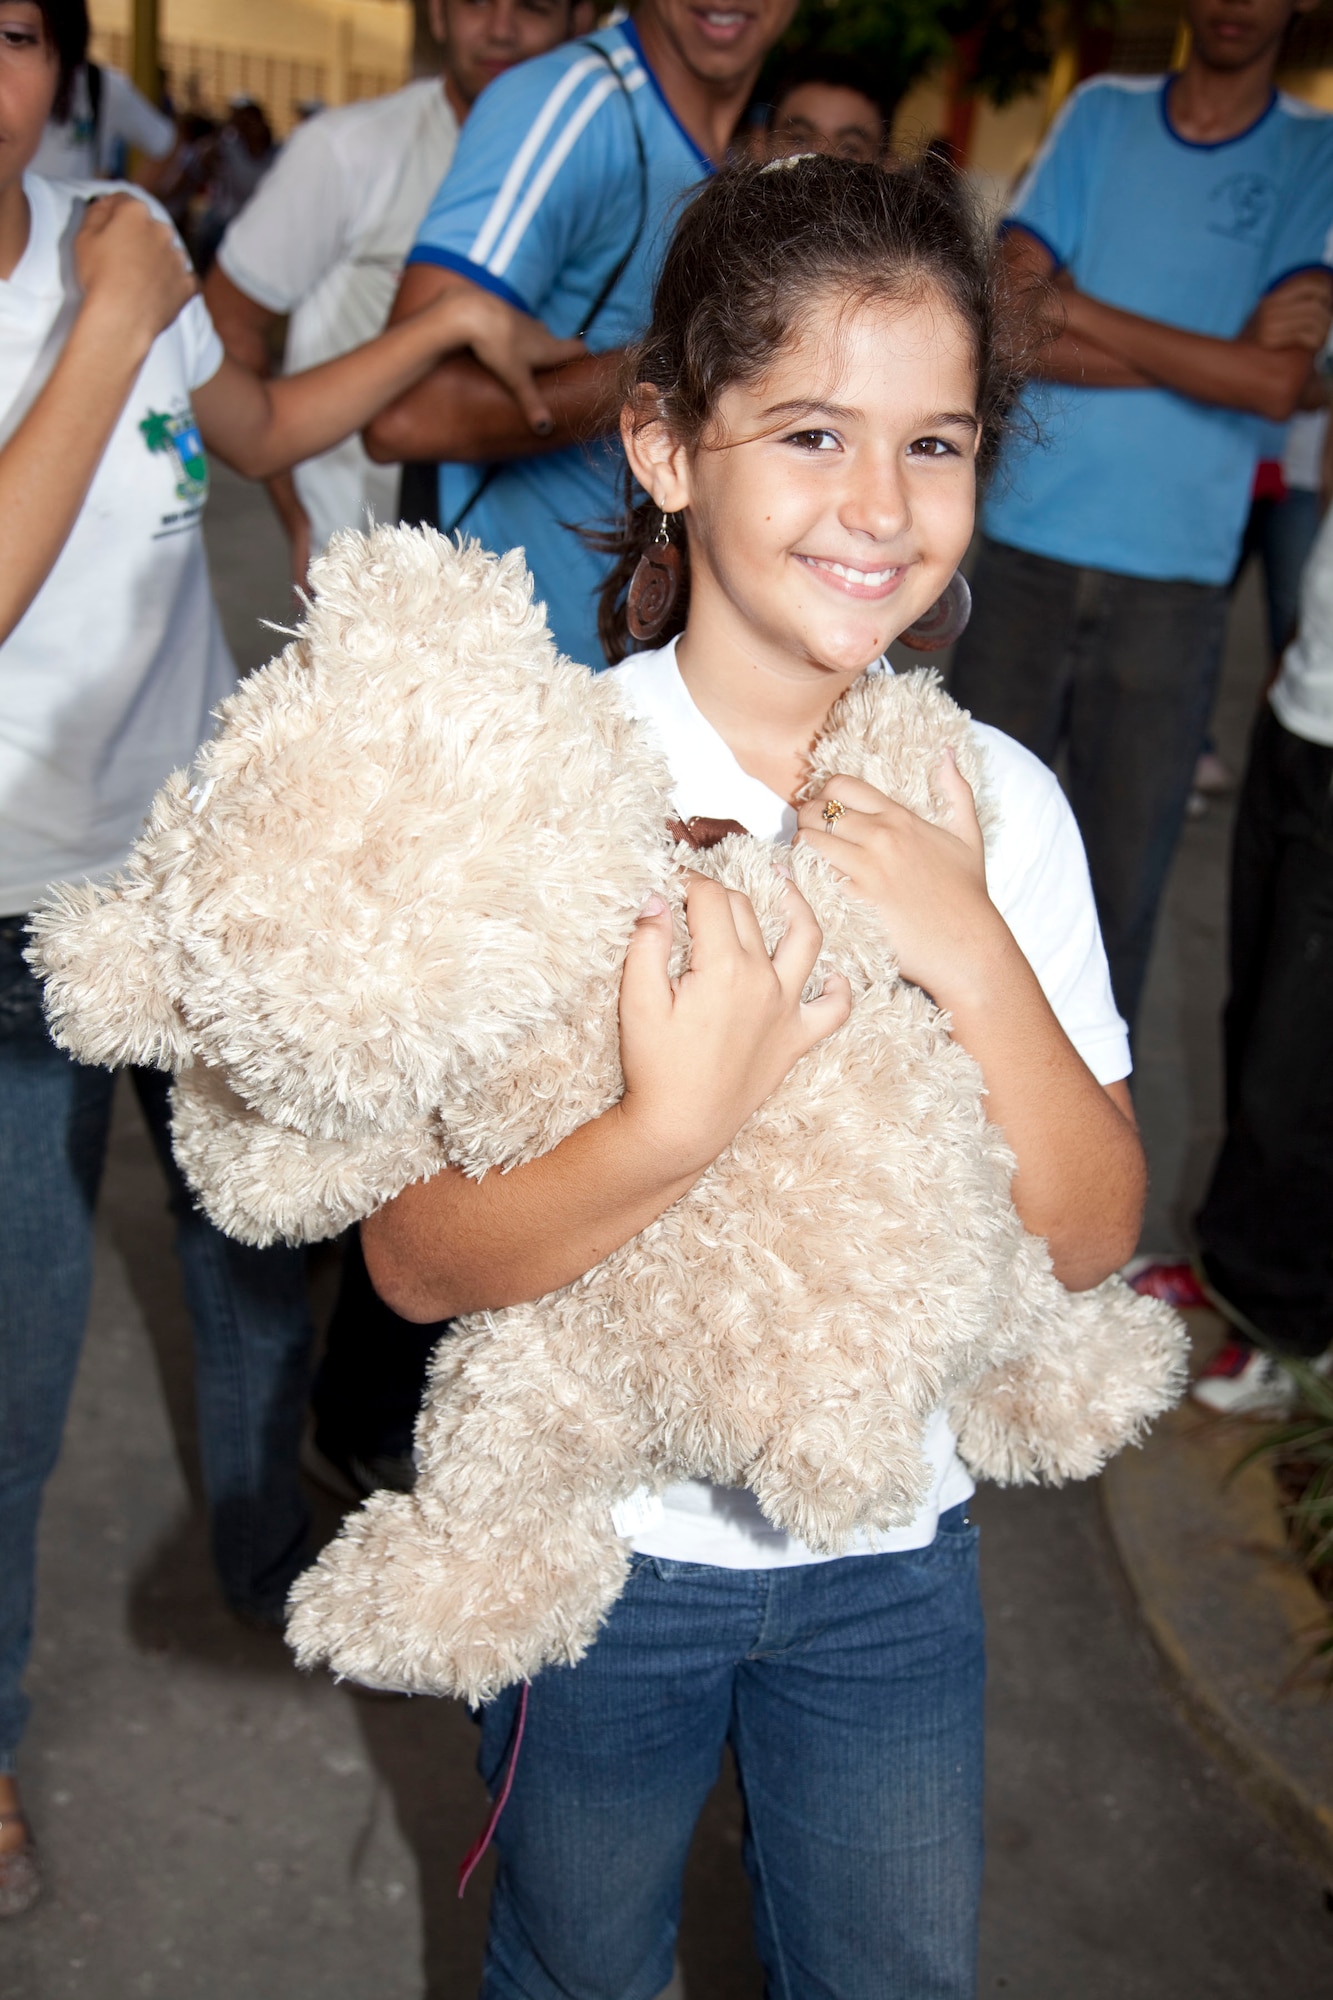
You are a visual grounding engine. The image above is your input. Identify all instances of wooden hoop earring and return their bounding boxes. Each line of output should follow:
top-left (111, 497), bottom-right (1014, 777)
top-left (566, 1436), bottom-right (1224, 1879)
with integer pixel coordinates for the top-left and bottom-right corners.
top-left (899, 571), bottom-right (972, 652)
top-left (626, 513), bottom-right (682, 643)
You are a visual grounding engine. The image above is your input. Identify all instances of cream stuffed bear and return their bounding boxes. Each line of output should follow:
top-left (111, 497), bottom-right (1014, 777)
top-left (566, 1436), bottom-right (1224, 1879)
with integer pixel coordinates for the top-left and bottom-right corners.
top-left (30, 525), bottom-right (1185, 1703)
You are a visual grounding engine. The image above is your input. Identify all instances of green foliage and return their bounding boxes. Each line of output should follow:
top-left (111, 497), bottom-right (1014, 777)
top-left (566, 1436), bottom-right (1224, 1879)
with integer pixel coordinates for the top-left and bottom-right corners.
top-left (765, 0), bottom-right (1056, 119)
top-left (1232, 1359), bottom-right (1333, 1673)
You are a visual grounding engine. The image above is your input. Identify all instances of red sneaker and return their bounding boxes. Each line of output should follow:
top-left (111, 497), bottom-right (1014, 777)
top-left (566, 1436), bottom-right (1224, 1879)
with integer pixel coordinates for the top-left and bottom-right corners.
top-left (1124, 1257), bottom-right (1209, 1309)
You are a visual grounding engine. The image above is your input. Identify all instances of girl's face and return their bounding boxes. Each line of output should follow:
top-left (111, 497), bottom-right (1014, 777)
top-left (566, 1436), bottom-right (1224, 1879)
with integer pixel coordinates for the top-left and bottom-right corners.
top-left (636, 287), bottom-right (980, 682)
top-left (0, 4), bottom-right (57, 191)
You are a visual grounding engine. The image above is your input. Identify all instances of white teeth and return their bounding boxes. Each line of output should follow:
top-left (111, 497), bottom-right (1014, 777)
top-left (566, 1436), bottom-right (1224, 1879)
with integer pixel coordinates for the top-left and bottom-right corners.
top-left (814, 559), bottom-right (897, 586)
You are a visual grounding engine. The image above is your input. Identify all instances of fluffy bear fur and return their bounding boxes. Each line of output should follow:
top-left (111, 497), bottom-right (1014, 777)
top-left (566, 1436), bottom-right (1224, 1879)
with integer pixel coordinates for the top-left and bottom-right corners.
top-left (28, 524), bottom-right (1186, 1702)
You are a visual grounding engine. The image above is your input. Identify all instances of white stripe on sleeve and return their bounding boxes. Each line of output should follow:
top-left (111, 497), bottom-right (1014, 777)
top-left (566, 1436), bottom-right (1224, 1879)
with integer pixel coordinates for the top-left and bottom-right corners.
top-left (488, 68), bottom-right (645, 279)
top-left (470, 52), bottom-right (605, 266)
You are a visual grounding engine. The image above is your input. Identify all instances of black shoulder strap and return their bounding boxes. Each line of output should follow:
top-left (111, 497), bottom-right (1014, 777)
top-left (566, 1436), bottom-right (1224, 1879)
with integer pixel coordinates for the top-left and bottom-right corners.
top-left (86, 62), bottom-right (103, 139)
top-left (574, 40), bottom-right (650, 343)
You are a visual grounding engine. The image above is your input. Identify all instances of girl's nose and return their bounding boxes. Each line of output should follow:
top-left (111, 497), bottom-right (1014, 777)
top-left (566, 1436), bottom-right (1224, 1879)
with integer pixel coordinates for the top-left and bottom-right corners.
top-left (838, 456), bottom-right (910, 543)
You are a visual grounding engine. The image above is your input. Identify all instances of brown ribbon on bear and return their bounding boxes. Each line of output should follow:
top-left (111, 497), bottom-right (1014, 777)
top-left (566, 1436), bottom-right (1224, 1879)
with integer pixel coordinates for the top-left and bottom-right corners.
top-left (667, 815), bottom-right (750, 851)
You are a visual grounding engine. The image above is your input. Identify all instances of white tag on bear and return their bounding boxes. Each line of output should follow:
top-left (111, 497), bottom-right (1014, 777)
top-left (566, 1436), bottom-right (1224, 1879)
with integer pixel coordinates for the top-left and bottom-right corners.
top-left (611, 1488), bottom-right (664, 1538)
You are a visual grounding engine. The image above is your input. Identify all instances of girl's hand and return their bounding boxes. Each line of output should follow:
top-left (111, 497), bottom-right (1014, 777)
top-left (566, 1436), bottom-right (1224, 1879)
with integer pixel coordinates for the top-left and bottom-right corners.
top-left (438, 285), bottom-right (587, 436)
top-left (617, 872), bottom-right (852, 1176)
top-left (796, 753), bottom-right (1005, 1007)
top-left (74, 194), bottom-right (197, 354)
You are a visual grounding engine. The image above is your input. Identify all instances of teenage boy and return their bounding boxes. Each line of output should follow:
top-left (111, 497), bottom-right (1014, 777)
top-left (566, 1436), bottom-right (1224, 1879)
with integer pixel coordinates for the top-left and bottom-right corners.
top-left (1133, 500), bottom-right (1333, 1416)
top-left (206, 0), bottom-right (592, 582)
top-left (950, 0), bottom-right (1333, 1032)
top-left (764, 49), bottom-right (890, 163)
top-left (365, 0), bottom-right (800, 669)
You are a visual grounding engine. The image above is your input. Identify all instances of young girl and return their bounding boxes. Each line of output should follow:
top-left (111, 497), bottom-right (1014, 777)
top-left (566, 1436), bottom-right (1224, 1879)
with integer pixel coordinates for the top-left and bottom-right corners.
top-left (0, 0), bottom-right (580, 1917)
top-left (364, 157), bottom-right (1145, 1998)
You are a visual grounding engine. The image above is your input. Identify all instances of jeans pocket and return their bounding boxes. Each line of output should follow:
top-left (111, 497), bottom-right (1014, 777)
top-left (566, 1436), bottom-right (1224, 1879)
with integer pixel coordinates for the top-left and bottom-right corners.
top-left (932, 1501), bottom-right (979, 1544)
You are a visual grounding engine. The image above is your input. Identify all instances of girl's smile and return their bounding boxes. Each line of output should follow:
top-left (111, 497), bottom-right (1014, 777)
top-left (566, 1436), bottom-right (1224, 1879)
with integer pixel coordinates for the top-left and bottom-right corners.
top-left (793, 554), bottom-right (907, 599)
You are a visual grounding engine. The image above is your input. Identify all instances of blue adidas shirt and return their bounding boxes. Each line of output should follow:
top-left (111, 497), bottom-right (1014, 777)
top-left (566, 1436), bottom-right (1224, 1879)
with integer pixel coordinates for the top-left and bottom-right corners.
top-left (408, 21), bottom-right (710, 667)
top-left (985, 76), bottom-right (1333, 585)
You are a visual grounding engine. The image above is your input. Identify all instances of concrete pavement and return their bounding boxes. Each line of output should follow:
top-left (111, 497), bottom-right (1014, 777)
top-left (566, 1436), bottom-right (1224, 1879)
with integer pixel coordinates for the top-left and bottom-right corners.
top-left (2, 469), bottom-right (1332, 1996)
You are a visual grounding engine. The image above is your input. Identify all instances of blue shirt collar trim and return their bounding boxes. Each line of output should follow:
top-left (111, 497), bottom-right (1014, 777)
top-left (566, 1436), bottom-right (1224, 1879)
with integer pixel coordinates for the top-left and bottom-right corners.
top-left (621, 17), bottom-right (715, 176)
top-left (1159, 75), bottom-right (1278, 151)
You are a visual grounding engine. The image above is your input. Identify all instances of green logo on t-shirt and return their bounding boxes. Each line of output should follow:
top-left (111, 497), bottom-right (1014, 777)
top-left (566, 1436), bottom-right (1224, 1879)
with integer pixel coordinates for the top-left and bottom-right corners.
top-left (139, 407), bottom-right (209, 505)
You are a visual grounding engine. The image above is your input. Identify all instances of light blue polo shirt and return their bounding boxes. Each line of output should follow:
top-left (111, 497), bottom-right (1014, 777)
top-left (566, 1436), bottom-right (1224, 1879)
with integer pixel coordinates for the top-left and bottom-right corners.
top-left (985, 76), bottom-right (1333, 585)
top-left (407, 21), bottom-right (710, 668)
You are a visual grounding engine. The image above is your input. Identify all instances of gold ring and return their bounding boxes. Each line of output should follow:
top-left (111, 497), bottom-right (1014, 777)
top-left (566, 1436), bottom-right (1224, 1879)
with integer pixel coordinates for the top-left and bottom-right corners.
top-left (821, 799), bottom-right (847, 830)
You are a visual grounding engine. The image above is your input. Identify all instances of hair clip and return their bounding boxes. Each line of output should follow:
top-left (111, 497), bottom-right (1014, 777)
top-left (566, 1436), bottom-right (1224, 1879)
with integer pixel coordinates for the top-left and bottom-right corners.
top-left (759, 152), bottom-right (821, 174)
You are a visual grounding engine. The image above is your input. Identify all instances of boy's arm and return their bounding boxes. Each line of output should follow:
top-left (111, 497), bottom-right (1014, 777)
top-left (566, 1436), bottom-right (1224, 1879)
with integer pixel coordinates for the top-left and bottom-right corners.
top-left (192, 278), bottom-right (584, 481)
top-left (203, 264), bottom-right (310, 581)
top-left (363, 264), bottom-right (623, 465)
top-left (1010, 224), bottom-right (1332, 420)
top-left (1003, 228), bottom-right (1154, 389)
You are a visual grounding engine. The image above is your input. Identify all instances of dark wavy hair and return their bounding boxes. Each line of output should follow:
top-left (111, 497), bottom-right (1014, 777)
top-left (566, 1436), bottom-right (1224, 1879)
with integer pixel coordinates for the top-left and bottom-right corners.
top-left (34, 0), bottom-right (90, 122)
top-left (594, 152), bottom-right (1028, 665)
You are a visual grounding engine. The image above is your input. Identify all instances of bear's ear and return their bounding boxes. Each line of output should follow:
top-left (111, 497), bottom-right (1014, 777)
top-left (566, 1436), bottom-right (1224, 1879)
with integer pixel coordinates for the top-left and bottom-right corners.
top-left (27, 873), bottom-right (190, 1072)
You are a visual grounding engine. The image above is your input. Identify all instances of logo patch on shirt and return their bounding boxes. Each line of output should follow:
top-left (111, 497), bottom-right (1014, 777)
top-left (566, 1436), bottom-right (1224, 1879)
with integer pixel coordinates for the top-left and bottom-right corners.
top-left (139, 406), bottom-right (209, 505)
top-left (1208, 172), bottom-right (1277, 244)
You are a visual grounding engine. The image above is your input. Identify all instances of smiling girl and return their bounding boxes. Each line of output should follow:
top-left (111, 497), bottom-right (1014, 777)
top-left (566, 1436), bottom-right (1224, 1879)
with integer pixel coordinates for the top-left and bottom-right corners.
top-left (365, 157), bottom-right (1146, 1998)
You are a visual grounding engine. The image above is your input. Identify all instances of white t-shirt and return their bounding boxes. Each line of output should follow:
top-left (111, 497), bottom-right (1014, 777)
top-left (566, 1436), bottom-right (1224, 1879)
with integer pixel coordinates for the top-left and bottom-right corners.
top-left (32, 66), bottom-right (175, 182)
top-left (0, 174), bottom-right (232, 916)
top-left (1282, 409), bottom-right (1328, 494)
top-left (217, 79), bottom-right (459, 557)
top-left (611, 638), bottom-right (1130, 1569)
top-left (1272, 498), bottom-right (1333, 746)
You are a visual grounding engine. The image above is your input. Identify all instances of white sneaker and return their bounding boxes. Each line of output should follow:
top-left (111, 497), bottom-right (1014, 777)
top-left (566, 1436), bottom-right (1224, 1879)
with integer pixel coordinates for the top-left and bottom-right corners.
top-left (1190, 1339), bottom-right (1308, 1419)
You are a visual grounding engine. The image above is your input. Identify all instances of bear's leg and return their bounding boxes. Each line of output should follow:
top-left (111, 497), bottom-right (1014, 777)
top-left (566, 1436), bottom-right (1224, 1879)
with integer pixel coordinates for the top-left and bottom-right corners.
top-left (745, 1384), bottom-right (937, 1554)
top-left (286, 1306), bottom-right (654, 1703)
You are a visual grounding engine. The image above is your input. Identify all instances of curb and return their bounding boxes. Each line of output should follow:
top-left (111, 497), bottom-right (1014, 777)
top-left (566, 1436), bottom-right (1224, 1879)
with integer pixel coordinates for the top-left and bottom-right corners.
top-left (1102, 1404), bottom-right (1333, 1886)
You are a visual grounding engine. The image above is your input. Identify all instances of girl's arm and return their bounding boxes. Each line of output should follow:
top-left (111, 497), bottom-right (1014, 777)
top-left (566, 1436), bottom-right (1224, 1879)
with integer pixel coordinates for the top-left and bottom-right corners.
top-left (362, 875), bottom-right (852, 1324)
top-left (0, 194), bottom-right (197, 643)
top-left (797, 759), bottom-right (1145, 1292)
top-left (191, 278), bottom-right (587, 482)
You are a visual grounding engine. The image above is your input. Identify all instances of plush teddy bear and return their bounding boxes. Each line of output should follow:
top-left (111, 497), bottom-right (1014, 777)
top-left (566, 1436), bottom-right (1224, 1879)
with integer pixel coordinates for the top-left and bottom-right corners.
top-left (29, 524), bottom-right (1185, 1703)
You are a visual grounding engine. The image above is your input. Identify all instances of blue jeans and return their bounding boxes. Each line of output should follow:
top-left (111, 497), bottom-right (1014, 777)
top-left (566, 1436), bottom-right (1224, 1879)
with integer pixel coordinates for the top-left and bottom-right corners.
top-left (0, 917), bottom-right (315, 1772)
top-left (478, 1505), bottom-right (985, 2000)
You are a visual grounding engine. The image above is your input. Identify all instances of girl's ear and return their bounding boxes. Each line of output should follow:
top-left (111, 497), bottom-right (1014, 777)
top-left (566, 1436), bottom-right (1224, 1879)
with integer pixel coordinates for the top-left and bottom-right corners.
top-left (620, 387), bottom-right (692, 514)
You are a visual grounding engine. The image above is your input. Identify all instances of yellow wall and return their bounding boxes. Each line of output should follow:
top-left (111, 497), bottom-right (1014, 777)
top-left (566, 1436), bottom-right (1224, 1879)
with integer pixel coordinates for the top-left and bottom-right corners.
top-left (895, 63), bottom-right (1333, 209)
top-left (90, 0), bottom-right (412, 129)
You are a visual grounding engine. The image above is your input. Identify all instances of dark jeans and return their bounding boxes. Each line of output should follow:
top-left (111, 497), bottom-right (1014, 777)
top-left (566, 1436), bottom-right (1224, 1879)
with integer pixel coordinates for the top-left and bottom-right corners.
top-left (312, 1229), bottom-right (444, 1464)
top-left (478, 1509), bottom-right (985, 2000)
top-left (0, 918), bottom-right (315, 1770)
top-left (1195, 707), bottom-right (1333, 1357)
top-left (950, 537), bottom-right (1229, 1031)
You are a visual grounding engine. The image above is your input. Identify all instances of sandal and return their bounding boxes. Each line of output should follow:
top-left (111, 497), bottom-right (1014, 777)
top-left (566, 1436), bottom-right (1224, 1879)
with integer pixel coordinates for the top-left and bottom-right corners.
top-left (0, 1809), bottom-right (41, 1917)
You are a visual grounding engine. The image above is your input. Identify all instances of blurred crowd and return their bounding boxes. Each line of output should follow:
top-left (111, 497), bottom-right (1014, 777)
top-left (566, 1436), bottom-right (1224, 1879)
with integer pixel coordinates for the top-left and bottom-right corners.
top-left (1, 0), bottom-right (1331, 1980)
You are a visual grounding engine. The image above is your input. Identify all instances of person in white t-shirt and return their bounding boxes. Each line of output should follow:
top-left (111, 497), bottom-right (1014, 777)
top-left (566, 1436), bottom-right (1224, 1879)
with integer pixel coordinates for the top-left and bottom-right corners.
top-left (203, 0), bottom-right (593, 1509)
top-left (0, 0), bottom-right (585, 1920)
top-left (1176, 500), bottom-right (1333, 1417)
top-left (362, 158), bottom-right (1145, 1994)
top-left (206, 0), bottom-right (593, 585)
top-left (31, 13), bottom-right (175, 183)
